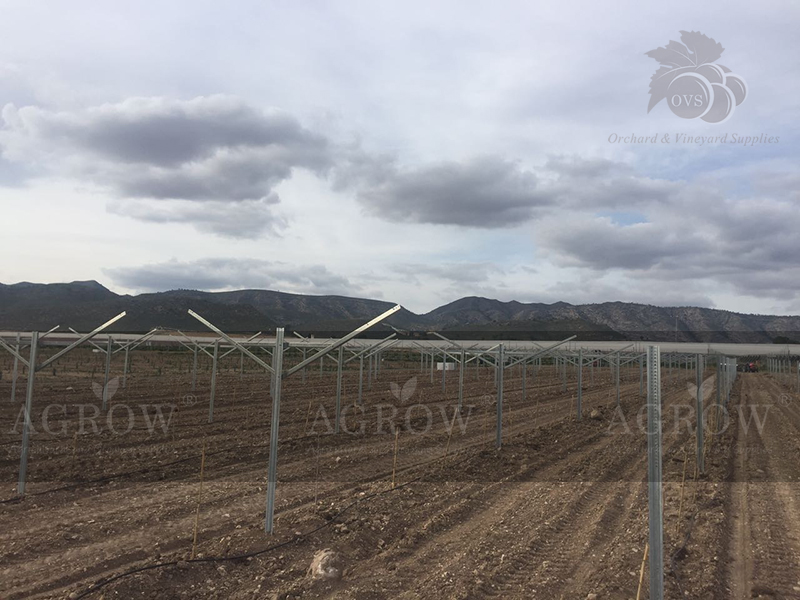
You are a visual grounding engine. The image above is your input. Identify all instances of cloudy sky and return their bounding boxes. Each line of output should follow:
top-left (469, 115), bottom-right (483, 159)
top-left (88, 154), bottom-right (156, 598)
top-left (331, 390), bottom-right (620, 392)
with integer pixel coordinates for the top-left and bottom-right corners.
top-left (1, 1), bottom-right (798, 315)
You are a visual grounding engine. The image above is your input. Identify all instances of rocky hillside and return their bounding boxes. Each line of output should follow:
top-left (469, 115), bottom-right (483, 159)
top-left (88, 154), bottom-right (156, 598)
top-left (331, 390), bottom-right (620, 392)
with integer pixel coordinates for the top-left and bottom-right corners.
top-left (426, 297), bottom-right (800, 342)
top-left (1, 281), bottom-right (799, 342)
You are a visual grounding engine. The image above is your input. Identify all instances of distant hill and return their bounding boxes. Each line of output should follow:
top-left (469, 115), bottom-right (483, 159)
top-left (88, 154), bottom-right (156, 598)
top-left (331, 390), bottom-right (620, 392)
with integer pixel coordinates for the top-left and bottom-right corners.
top-left (1, 281), bottom-right (799, 343)
top-left (425, 296), bottom-right (800, 343)
top-left (0, 281), bottom-right (271, 333)
top-left (151, 289), bottom-right (424, 329)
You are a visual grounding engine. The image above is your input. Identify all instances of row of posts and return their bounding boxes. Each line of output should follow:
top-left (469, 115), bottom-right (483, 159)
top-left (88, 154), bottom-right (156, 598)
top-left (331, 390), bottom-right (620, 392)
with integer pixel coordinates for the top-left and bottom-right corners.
top-left (5, 328), bottom-right (750, 600)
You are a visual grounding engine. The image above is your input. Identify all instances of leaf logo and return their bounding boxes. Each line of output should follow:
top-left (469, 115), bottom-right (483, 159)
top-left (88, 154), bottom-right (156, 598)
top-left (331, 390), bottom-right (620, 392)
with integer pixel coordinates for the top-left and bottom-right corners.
top-left (390, 377), bottom-right (417, 403)
top-left (686, 377), bottom-right (715, 400)
top-left (92, 377), bottom-right (120, 401)
top-left (646, 31), bottom-right (747, 123)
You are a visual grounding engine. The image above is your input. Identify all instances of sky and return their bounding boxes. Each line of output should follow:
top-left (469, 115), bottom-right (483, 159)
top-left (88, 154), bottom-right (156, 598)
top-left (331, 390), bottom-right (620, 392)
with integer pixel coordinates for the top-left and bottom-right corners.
top-left (0, 0), bottom-right (799, 315)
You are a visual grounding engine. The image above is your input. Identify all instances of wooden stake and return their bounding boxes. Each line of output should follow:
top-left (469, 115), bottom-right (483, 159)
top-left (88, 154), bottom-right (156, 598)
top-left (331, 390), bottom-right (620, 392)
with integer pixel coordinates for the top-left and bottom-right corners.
top-left (190, 438), bottom-right (207, 559)
top-left (636, 542), bottom-right (649, 600)
top-left (391, 429), bottom-right (400, 490)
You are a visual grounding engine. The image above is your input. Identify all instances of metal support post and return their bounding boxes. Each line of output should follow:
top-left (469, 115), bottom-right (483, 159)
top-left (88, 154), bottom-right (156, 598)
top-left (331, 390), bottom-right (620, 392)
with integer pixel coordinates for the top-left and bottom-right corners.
top-left (208, 340), bottom-right (219, 423)
top-left (102, 336), bottom-right (113, 411)
top-left (368, 354), bottom-right (373, 390)
top-left (358, 356), bottom-right (364, 406)
top-left (335, 346), bottom-right (344, 434)
top-left (10, 332), bottom-right (20, 402)
top-left (577, 349), bottom-right (583, 420)
top-left (458, 348), bottom-right (465, 412)
top-left (122, 346), bottom-right (130, 389)
top-left (18, 332), bottom-right (38, 496)
top-left (438, 349), bottom-right (445, 394)
top-left (496, 345), bottom-right (504, 449)
top-left (639, 355), bottom-right (644, 398)
top-left (695, 354), bottom-right (704, 474)
top-left (191, 345), bottom-right (198, 392)
top-left (646, 345), bottom-right (664, 600)
top-left (265, 328), bottom-right (285, 534)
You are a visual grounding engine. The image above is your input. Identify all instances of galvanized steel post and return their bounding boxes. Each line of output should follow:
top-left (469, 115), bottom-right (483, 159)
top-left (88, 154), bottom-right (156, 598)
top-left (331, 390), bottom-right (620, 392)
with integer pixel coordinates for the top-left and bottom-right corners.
top-left (335, 345), bottom-right (344, 434)
top-left (695, 354), bottom-right (704, 474)
top-left (102, 335), bottom-right (113, 411)
top-left (646, 345), bottom-right (664, 600)
top-left (191, 345), bottom-right (198, 392)
top-left (577, 348), bottom-right (583, 420)
top-left (265, 328), bottom-right (285, 534)
top-left (208, 339), bottom-right (219, 423)
top-left (122, 346), bottom-right (130, 389)
top-left (441, 349), bottom-right (446, 394)
top-left (17, 331), bottom-right (38, 496)
top-left (458, 348), bottom-right (465, 412)
top-left (639, 355), bottom-right (644, 398)
top-left (496, 344), bottom-right (504, 449)
top-left (10, 332), bottom-right (20, 402)
top-left (358, 355), bottom-right (364, 406)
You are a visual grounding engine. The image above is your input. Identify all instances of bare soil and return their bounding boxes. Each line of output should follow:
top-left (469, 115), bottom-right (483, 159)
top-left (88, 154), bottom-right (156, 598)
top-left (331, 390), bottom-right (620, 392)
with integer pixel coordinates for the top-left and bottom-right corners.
top-left (0, 348), bottom-right (798, 599)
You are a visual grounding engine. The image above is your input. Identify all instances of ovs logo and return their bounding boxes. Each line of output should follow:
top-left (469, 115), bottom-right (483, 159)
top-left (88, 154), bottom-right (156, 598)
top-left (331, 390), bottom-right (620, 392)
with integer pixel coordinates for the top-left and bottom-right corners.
top-left (646, 31), bottom-right (747, 124)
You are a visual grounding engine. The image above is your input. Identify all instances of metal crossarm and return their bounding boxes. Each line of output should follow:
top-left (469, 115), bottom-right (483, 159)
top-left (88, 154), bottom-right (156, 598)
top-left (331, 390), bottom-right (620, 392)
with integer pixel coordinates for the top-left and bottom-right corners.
top-left (39, 312), bottom-right (126, 371)
top-left (187, 310), bottom-right (274, 374)
top-left (286, 304), bottom-right (401, 377)
top-left (463, 344), bottom-right (501, 365)
top-left (175, 330), bottom-right (218, 358)
top-left (0, 337), bottom-right (30, 367)
top-left (114, 328), bottom-right (160, 353)
top-left (220, 331), bottom-right (263, 358)
top-left (38, 325), bottom-right (61, 340)
top-left (344, 334), bottom-right (396, 364)
top-left (68, 327), bottom-right (108, 354)
top-left (505, 336), bottom-right (577, 369)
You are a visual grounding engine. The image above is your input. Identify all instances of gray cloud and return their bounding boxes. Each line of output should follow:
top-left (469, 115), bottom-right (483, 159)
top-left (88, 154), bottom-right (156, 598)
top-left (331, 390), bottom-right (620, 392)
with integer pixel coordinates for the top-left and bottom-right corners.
top-left (531, 161), bottom-right (800, 307)
top-left (340, 155), bottom-right (547, 227)
top-left (105, 258), bottom-right (357, 296)
top-left (539, 216), bottom-right (710, 270)
top-left (1, 96), bottom-right (332, 235)
top-left (338, 153), bottom-right (682, 228)
top-left (107, 195), bottom-right (286, 238)
top-left (539, 155), bottom-right (682, 209)
top-left (2, 96), bottom-right (330, 171)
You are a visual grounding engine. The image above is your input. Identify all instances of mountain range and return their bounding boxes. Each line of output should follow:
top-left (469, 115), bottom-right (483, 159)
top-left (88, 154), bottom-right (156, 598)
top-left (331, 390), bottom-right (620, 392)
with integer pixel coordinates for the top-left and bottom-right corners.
top-left (1, 280), bottom-right (799, 343)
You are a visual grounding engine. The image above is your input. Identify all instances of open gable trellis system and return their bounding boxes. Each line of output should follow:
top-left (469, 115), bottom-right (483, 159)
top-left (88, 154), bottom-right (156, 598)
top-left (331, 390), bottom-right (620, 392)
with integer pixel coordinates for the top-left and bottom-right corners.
top-left (186, 304), bottom-right (402, 533)
top-left (1, 312), bottom-right (747, 600)
top-left (0, 312), bottom-right (127, 495)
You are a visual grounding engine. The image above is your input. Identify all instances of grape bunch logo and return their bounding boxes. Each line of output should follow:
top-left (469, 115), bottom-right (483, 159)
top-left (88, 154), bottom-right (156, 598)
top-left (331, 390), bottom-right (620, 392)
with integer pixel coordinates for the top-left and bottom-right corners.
top-left (646, 31), bottom-right (747, 124)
